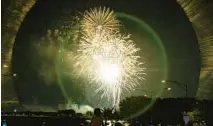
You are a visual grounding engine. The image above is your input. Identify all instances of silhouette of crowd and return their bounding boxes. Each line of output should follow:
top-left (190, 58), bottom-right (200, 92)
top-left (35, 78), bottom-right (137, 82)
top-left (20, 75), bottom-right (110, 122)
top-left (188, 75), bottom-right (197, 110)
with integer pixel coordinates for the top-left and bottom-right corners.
top-left (2, 98), bottom-right (213, 126)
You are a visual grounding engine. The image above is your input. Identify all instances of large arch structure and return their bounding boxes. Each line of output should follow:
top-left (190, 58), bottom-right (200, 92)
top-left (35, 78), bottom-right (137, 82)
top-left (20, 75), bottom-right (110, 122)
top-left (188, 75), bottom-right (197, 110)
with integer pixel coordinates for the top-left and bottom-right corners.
top-left (177, 0), bottom-right (213, 99)
top-left (1, 0), bottom-right (212, 106)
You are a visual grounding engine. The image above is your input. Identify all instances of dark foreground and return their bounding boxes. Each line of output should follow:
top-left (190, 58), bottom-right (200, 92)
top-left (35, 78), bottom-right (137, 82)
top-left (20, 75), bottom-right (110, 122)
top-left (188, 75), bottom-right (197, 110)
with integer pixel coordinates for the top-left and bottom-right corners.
top-left (2, 116), bottom-right (89, 126)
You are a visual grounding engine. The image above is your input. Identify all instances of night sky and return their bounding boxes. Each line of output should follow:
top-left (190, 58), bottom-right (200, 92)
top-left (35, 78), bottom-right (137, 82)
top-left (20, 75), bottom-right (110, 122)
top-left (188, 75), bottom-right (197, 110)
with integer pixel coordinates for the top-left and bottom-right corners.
top-left (11, 0), bottom-right (200, 108)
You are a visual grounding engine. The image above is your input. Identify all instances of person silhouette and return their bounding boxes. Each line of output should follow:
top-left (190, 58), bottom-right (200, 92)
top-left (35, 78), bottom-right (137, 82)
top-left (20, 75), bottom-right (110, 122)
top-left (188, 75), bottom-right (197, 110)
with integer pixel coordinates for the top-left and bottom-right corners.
top-left (91, 108), bottom-right (104, 126)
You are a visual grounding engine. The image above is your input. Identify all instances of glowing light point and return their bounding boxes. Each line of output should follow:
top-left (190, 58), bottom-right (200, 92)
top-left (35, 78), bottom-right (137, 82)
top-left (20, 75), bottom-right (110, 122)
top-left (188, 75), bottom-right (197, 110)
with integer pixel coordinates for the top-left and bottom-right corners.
top-left (13, 73), bottom-right (17, 77)
top-left (100, 63), bottom-right (120, 83)
top-left (167, 87), bottom-right (171, 91)
top-left (97, 25), bottom-right (102, 29)
top-left (3, 64), bottom-right (8, 68)
top-left (161, 80), bottom-right (166, 83)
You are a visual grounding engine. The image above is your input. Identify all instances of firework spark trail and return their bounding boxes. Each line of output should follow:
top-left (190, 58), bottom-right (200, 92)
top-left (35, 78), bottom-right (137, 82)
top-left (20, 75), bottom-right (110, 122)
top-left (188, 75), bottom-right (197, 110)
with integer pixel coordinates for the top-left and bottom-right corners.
top-left (73, 7), bottom-right (146, 108)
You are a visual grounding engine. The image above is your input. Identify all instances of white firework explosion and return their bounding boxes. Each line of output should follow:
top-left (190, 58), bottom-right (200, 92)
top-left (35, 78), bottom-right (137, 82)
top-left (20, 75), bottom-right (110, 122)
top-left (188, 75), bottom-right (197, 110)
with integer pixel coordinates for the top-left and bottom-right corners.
top-left (73, 7), bottom-right (146, 108)
top-left (81, 6), bottom-right (120, 35)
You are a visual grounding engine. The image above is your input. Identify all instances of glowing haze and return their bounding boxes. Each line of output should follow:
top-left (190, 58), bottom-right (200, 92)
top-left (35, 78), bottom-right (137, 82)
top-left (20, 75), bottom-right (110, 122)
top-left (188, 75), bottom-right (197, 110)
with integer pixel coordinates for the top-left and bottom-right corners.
top-left (73, 7), bottom-right (146, 108)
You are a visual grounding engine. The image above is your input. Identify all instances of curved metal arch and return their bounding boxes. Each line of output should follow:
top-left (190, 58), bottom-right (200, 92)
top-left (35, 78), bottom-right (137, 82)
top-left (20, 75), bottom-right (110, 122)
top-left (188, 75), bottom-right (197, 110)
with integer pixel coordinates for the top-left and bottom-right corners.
top-left (177, 0), bottom-right (213, 99)
top-left (1, 0), bottom-right (213, 102)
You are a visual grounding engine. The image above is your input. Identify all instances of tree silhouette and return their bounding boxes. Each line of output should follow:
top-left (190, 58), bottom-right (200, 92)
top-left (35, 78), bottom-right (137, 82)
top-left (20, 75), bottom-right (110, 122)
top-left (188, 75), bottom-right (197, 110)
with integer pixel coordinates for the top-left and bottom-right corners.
top-left (119, 96), bottom-right (152, 120)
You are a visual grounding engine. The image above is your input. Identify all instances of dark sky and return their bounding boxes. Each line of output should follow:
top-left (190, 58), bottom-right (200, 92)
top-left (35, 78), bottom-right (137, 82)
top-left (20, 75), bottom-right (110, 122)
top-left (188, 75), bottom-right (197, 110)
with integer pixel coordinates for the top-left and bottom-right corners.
top-left (12, 0), bottom-right (200, 107)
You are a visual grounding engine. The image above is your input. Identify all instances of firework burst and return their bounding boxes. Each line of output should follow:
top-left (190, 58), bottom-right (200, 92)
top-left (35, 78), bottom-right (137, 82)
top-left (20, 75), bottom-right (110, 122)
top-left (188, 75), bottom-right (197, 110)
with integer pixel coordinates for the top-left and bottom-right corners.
top-left (73, 7), bottom-right (145, 108)
top-left (81, 6), bottom-right (120, 35)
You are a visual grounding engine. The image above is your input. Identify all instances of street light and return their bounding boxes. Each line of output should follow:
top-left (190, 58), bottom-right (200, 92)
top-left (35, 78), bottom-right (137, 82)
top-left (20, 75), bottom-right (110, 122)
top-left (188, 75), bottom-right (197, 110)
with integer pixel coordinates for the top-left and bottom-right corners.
top-left (134, 89), bottom-right (154, 98)
top-left (3, 64), bottom-right (8, 68)
top-left (13, 73), bottom-right (17, 77)
top-left (133, 87), bottom-right (171, 125)
top-left (161, 80), bottom-right (187, 97)
top-left (161, 80), bottom-right (166, 83)
top-left (3, 73), bottom-right (18, 77)
top-left (134, 87), bottom-right (171, 98)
